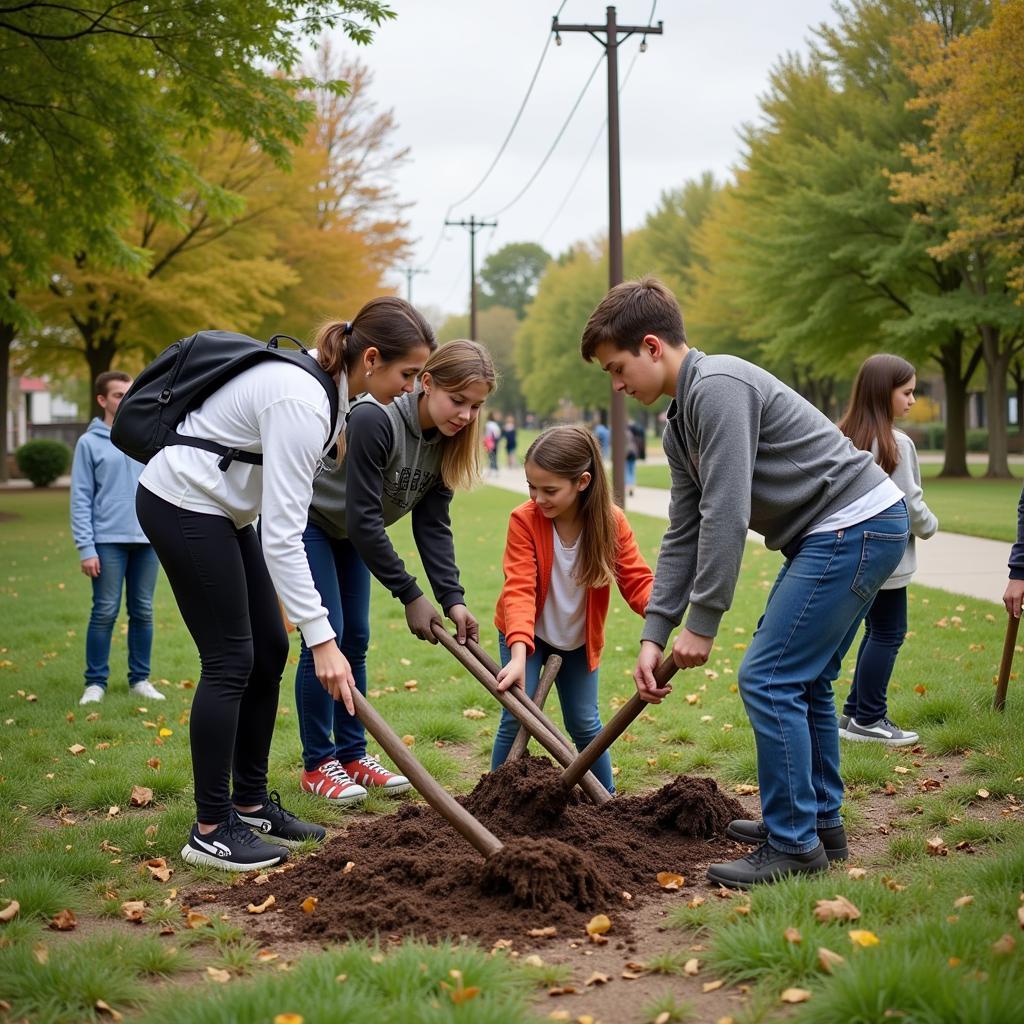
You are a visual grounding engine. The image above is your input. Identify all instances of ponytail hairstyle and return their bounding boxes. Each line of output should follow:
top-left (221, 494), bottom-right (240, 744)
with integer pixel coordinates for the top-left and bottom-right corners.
top-left (524, 425), bottom-right (617, 590)
top-left (422, 339), bottom-right (497, 492)
top-left (314, 296), bottom-right (436, 381)
top-left (837, 354), bottom-right (915, 474)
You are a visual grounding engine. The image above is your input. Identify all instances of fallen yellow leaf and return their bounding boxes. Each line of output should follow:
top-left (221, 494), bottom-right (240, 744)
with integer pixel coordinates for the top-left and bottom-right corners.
top-left (528, 926), bottom-right (557, 937)
top-left (158, 728), bottom-right (173, 737)
top-left (206, 967), bottom-right (231, 983)
top-left (656, 872), bottom-right (685, 890)
top-left (95, 1000), bottom-right (124, 1022)
top-left (247, 895), bottom-right (276, 914)
top-left (683, 958), bottom-right (700, 976)
top-left (585, 914), bottom-right (611, 936)
top-left (926, 836), bottom-right (948, 857)
top-left (462, 708), bottom-right (487, 720)
top-left (301, 896), bottom-right (318, 913)
top-left (702, 979), bottom-right (725, 993)
top-left (120, 901), bottom-right (146, 923)
top-left (848, 929), bottom-right (880, 947)
top-left (273, 1015), bottom-right (304, 1024)
top-left (780, 988), bottom-right (811, 1003)
top-left (0, 899), bottom-right (19, 923)
top-left (144, 858), bottom-right (172, 883)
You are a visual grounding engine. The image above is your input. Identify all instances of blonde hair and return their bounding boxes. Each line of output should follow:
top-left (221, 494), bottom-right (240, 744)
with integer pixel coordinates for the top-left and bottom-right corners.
top-left (524, 425), bottom-right (617, 590)
top-left (422, 340), bottom-right (497, 491)
top-left (314, 296), bottom-right (436, 379)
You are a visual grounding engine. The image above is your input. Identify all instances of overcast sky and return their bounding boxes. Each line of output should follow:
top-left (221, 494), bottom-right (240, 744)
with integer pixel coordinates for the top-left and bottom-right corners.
top-left (347, 0), bottom-right (839, 318)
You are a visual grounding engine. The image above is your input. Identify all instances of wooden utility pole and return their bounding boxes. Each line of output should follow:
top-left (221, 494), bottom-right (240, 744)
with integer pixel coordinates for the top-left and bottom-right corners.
top-left (400, 267), bottom-right (427, 304)
top-left (444, 215), bottom-right (497, 340)
top-left (552, 5), bottom-right (663, 506)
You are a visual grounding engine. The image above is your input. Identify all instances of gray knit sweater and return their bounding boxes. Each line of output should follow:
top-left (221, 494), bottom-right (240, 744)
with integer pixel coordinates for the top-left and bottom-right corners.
top-left (642, 350), bottom-right (889, 646)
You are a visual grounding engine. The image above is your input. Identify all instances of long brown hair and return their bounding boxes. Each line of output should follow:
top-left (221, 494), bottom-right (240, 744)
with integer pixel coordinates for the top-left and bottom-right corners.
top-left (838, 354), bottom-right (915, 474)
top-left (314, 296), bottom-right (436, 380)
top-left (524, 425), bottom-right (617, 590)
top-left (421, 340), bottom-right (496, 491)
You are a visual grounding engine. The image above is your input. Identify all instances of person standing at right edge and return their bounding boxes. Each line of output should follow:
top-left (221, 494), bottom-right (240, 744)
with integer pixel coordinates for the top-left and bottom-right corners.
top-left (136, 297), bottom-right (434, 871)
top-left (581, 276), bottom-right (909, 888)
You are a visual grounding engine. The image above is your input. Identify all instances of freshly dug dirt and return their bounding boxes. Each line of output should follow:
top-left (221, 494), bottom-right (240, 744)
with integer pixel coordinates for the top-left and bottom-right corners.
top-left (230, 757), bottom-right (745, 947)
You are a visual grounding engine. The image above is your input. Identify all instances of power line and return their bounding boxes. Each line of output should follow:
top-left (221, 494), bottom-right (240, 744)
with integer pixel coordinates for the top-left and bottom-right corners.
top-left (483, 51), bottom-right (604, 220)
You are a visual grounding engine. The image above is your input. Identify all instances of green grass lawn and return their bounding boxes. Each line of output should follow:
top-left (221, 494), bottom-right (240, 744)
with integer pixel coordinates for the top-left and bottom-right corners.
top-left (635, 461), bottom-right (1024, 543)
top-left (1, 487), bottom-right (1022, 1022)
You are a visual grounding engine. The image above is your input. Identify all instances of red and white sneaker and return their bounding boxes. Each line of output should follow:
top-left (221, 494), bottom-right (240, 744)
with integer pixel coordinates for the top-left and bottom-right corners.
top-left (341, 755), bottom-right (411, 795)
top-left (300, 759), bottom-right (367, 804)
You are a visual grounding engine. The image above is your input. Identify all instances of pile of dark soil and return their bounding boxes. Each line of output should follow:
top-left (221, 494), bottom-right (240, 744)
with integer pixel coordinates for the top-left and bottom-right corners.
top-left (231, 757), bottom-right (745, 947)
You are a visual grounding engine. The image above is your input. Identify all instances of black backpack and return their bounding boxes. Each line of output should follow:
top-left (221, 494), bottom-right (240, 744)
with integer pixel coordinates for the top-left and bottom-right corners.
top-left (111, 331), bottom-right (339, 470)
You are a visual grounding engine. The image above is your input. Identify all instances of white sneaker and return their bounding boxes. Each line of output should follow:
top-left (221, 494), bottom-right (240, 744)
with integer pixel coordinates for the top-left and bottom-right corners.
top-left (79, 685), bottom-right (105, 705)
top-left (130, 680), bottom-right (166, 701)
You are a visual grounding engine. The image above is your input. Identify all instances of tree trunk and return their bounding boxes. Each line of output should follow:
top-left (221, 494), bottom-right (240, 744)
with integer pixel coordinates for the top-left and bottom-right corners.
top-left (981, 324), bottom-right (1012, 479)
top-left (933, 331), bottom-right (973, 478)
top-left (0, 319), bottom-right (14, 483)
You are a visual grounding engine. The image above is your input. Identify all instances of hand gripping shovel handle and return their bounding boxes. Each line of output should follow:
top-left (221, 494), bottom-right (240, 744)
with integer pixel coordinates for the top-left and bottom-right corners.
top-left (995, 612), bottom-right (1020, 712)
top-left (350, 688), bottom-right (503, 859)
top-left (560, 655), bottom-right (680, 792)
top-left (432, 624), bottom-right (612, 803)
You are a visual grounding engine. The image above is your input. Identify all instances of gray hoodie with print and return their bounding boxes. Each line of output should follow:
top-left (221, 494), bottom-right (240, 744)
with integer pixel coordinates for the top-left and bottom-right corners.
top-left (307, 388), bottom-right (465, 611)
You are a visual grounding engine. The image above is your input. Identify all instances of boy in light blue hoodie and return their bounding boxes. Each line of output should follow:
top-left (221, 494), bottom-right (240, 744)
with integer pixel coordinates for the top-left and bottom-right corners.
top-left (71, 372), bottom-right (162, 705)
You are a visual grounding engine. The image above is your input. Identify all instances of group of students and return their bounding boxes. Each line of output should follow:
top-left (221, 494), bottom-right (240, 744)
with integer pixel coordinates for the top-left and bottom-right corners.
top-left (73, 276), bottom-right (953, 887)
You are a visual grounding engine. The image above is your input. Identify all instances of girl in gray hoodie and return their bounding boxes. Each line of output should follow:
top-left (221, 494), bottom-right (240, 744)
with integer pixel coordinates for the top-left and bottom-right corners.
top-left (295, 340), bottom-right (496, 804)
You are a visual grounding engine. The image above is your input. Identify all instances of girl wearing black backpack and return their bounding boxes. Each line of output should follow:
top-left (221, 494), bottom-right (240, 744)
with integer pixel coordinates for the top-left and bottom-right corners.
top-left (135, 298), bottom-right (435, 871)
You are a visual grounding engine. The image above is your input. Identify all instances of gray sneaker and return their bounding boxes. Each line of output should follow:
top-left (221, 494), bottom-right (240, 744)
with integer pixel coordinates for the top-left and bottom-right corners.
top-left (838, 713), bottom-right (851, 731)
top-left (840, 716), bottom-right (918, 747)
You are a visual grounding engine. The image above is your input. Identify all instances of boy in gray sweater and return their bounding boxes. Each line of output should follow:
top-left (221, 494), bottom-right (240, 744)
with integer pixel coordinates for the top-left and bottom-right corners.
top-left (581, 277), bottom-right (909, 887)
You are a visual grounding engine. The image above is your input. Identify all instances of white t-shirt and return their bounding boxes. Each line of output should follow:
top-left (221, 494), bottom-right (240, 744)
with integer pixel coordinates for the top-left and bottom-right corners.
top-left (536, 527), bottom-right (586, 652)
top-left (803, 477), bottom-right (903, 537)
top-left (140, 359), bottom-right (347, 647)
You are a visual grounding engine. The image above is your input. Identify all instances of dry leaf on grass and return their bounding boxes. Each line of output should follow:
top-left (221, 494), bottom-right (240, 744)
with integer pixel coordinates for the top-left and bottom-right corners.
top-left (129, 786), bottom-right (153, 807)
top-left (687, 896), bottom-right (705, 909)
top-left (926, 837), bottom-right (948, 857)
top-left (0, 900), bottom-right (19, 923)
top-left (33, 944), bottom-right (48, 964)
top-left (953, 895), bottom-right (974, 909)
top-left (847, 867), bottom-right (868, 880)
top-left (143, 858), bottom-right (172, 883)
top-left (146, 758), bottom-right (161, 770)
top-left (702, 979), bottom-right (725, 993)
top-left (120, 901), bottom-right (146, 923)
top-left (68, 744), bottom-right (86, 756)
top-left (893, 766), bottom-right (910, 775)
top-left (584, 971), bottom-right (610, 986)
top-left (654, 1014), bottom-right (671, 1024)
top-left (158, 728), bottom-right (173, 737)
top-left (683, 958), bottom-right (700, 976)
top-left (401, 735), bottom-right (415, 746)
top-left (107, 806), bottom-right (120, 818)
top-left (185, 911), bottom-right (211, 929)
top-left (1017, 905), bottom-right (1024, 930)
top-left (813, 895), bottom-right (861, 923)
top-left (95, 1000), bottom-right (124, 1021)
top-left (783, 927), bottom-right (802, 944)
top-left (206, 967), bottom-right (231, 983)
top-left (49, 909), bottom-right (77, 931)
top-left (462, 708), bottom-right (487, 719)
top-left (848, 930), bottom-right (880, 947)
top-left (273, 1015), bottom-right (304, 1024)
top-left (656, 872), bottom-right (685, 890)
top-left (992, 934), bottom-right (1016, 955)
top-left (256, 950), bottom-right (279, 963)
top-left (817, 947), bottom-right (845, 973)
top-left (780, 988), bottom-right (811, 1003)
top-left (247, 895), bottom-right (276, 914)
top-left (976, 789), bottom-right (990, 799)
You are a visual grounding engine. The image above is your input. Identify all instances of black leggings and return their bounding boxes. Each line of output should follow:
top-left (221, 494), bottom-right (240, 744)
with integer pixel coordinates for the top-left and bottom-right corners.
top-left (136, 487), bottom-right (289, 824)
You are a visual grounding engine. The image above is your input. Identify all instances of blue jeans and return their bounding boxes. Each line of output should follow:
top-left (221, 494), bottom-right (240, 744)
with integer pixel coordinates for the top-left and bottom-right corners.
top-left (491, 633), bottom-right (615, 793)
top-left (85, 542), bottom-right (159, 688)
top-left (625, 455), bottom-right (637, 488)
top-left (842, 587), bottom-right (907, 724)
top-left (294, 523), bottom-right (371, 771)
top-left (737, 501), bottom-right (908, 853)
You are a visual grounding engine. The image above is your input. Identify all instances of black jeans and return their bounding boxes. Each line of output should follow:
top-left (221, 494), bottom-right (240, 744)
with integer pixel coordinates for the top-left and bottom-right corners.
top-left (136, 487), bottom-right (289, 824)
top-left (842, 586), bottom-right (908, 724)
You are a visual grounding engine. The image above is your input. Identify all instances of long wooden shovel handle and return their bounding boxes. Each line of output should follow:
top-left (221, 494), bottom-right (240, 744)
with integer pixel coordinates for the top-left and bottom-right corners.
top-left (560, 656), bottom-right (679, 791)
top-left (465, 636), bottom-right (579, 767)
top-left (350, 688), bottom-right (503, 859)
top-left (508, 654), bottom-right (561, 760)
top-left (432, 624), bottom-right (612, 803)
top-left (994, 612), bottom-right (1020, 712)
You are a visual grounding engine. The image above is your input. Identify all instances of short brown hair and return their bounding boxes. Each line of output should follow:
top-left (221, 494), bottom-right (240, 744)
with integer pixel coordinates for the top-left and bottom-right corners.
top-left (95, 371), bottom-right (131, 398)
top-left (580, 275), bottom-right (687, 362)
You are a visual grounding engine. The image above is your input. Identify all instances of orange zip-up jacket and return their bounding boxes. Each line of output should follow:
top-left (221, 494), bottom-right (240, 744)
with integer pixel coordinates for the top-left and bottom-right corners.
top-left (494, 500), bottom-right (654, 671)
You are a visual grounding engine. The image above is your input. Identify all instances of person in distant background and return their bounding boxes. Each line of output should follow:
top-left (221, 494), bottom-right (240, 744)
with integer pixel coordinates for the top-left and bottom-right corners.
top-left (503, 415), bottom-right (518, 469)
top-left (593, 418), bottom-right (610, 460)
top-left (71, 371), bottom-right (162, 706)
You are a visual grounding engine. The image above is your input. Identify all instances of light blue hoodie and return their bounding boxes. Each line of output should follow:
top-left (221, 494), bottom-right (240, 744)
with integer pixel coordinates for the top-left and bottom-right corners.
top-left (70, 418), bottom-right (149, 559)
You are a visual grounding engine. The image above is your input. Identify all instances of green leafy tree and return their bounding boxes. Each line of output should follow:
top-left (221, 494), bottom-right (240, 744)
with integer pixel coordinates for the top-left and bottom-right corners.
top-left (479, 243), bottom-right (552, 320)
top-left (0, 0), bottom-right (394, 478)
top-left (438, 306), bottom-right (523, 415)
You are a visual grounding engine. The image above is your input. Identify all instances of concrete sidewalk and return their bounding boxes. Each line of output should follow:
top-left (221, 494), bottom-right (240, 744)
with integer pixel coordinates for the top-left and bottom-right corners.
top-left (483, 465), bottom-right (1008, 604)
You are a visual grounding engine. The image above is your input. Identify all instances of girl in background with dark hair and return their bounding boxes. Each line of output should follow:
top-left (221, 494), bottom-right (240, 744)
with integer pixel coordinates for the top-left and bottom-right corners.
top-left (136, 297), bottom-right (435, 870)
top-left (836, 354), bottom-right (938, 747)
top-left (295, 340), bottom-right (496, 802)
top-left (492, 425), bottom-right (653, 792)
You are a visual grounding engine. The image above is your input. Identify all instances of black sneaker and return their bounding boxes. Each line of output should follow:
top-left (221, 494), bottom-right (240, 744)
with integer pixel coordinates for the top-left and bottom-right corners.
top-left (181, 812), bottom-right (289, 871)
top-left (235, 791), bottom-right (327, 847)
top-left (707, 841), bottom-right (829, 889)
top-left (726, 819), bottom-right (849, 862)
top-left (840, 716), bottom-right (918, 747)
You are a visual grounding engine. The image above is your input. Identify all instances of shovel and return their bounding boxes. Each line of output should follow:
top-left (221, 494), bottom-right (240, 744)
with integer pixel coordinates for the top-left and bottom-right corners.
top-left (994, 611), bottom-right (1019, 711)
top-left (431, 624), bottom-right (612, 804)
top-left (508, 653), bottom-right (561, 760)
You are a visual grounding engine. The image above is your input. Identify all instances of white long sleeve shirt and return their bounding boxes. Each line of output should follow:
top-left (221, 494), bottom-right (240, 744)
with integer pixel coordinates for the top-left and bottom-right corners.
top-left (139, 360), bottom-right (347, 646)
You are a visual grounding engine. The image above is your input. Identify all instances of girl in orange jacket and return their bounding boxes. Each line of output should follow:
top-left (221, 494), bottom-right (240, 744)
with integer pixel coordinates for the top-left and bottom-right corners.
top-left (492, 425), bottom-right (653, 791)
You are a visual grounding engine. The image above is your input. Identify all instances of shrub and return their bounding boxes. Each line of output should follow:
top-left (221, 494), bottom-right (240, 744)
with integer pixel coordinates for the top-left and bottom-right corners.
top-left (15, 440), bottom-right (71, 487)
